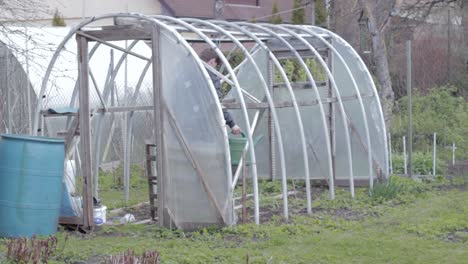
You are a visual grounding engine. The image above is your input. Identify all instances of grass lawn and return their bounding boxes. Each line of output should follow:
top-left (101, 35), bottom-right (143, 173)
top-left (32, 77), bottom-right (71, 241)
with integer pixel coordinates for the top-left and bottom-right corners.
top-left (1, 176), bottom-right (467, 263)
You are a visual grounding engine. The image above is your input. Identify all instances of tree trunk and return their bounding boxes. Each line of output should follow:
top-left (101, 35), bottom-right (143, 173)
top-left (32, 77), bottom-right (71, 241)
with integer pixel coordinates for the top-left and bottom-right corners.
top-left (463, 0), bottom-right (468, 76)
top-left (328, 0), bottom-right (335, 31)
top-left (359, 0), bottom-right (395, 130)
top-left (310, 0), bottom-right (316, 25)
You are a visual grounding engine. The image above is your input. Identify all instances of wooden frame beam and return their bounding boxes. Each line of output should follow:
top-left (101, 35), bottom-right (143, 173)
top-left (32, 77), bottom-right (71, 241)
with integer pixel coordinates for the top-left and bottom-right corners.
top-left (79, 26), bottom-right (152, 41)
top-left (151, 25), bottom-right (167, 227)
top-left (222, 94), bottom-right (373, 109)
top-left (77, 34), bottom-right (94, 231)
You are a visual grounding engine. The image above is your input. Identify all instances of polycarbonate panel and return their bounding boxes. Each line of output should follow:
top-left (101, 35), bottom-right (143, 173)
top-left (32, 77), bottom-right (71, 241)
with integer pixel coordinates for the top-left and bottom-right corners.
top-left (331, 43), bottom-right (371, 179)
top-left (160, 29), bottom-right (232, 229)
top-left (225, 49), bottom-right (269, 177)
top-left (342, 100), bottom-right (371, 179)
top-left (330, 35), bottom-right (388, 177)
top-left (333, 106), bottom-right (353, 180)
top-left (364, 96), bottom-right (386, 178)
top-left (273, 88), bottom-right (331, 180)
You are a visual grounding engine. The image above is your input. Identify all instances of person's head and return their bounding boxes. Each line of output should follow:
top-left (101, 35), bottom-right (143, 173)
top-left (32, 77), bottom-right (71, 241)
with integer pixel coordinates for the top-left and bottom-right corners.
top-left (200, 48), bottom-right (220, 68)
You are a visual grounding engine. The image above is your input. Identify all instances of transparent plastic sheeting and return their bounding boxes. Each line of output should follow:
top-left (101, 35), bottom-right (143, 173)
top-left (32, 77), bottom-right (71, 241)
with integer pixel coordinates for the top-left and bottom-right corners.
top-left (160, 29), bottom-right (233, 228)
top-left (225, 49), bottom-right (272, 176)
top-left (228, 49), bottom-right (334, 180)
top-left (273, 89), bottom-right (331, 180)
top-left (329, 32), bottom-right (388, 177)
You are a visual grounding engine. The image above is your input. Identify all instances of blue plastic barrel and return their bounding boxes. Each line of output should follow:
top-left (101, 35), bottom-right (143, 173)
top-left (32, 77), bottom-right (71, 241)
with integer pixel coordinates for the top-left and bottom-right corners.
top-left (0, 134), bottom-right (65, 237)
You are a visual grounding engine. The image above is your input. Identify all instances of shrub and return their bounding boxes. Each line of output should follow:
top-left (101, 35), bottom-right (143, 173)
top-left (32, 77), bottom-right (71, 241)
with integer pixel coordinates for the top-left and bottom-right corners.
top-left (369, 175), bottom-right (428, 203)
top-left (52, 9), bottom-right (66, 27)
top-left (392, 152), bottom-right (445, 175)
top-left (369, 177), bottom-right (402, 202)
top-left (392, 86), bottom-right (468, 160)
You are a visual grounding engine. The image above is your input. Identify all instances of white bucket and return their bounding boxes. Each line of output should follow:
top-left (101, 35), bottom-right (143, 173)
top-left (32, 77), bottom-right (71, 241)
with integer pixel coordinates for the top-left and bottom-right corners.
top-left (93, 205), bottom-right (107, 225)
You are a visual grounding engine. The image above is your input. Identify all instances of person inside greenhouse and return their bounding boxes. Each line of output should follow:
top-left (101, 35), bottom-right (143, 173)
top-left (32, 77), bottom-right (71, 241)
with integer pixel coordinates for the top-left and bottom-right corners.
top-left (200, 48), bottom-right (242, 135)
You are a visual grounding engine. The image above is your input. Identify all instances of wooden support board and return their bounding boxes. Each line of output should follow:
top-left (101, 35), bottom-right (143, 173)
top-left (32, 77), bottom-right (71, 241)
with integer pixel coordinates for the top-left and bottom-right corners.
top-left (77, 34), bottom-right (94, 231)
top-left (222, 94), bottom-right (373, 109)
top-left (80, 26), bottom-right (152, 41)
top-left (151, 25), bottom-right (167, 227)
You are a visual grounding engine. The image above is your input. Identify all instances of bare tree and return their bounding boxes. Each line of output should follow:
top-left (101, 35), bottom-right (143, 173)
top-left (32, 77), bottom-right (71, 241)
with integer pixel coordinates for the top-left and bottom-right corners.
top-left (400, 0), bottom-right (459, 21)
top-left (463, 0), bottom-right (468, 76)
top-left (1, 0), bottom-right (50, 133)
top-left (357, 0), bottom-right (404, 129)
top-left (0, 0), bottom-right (50, 51)
top-left (331, 0), bottom-right (464, 128)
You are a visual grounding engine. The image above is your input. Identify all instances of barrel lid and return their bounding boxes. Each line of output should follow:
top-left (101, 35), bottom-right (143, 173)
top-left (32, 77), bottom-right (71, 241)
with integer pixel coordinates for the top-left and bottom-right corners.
top-left (1, 134), bottom-right (65, 143)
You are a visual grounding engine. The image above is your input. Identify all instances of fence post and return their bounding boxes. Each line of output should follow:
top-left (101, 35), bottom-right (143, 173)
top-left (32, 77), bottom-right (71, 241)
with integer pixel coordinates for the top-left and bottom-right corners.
top-left (433, 132), bottom-right (437, 175)
top-left (403, 136), bottom-right (407, 175)
top-left (388, 133), bottom-right (393, 175)
top-left (452, 143), bottom-right (456, 166)
top-left (406, 40), bottom-right (413, 179)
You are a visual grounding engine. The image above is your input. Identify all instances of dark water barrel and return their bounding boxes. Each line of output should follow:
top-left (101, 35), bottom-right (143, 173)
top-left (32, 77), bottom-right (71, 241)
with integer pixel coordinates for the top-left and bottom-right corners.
top-left (0, 134), bottom-right (65, 237)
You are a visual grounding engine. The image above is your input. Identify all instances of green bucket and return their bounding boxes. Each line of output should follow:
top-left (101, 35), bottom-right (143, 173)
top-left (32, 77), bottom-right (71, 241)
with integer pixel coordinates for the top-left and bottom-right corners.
top-left (229, 133), bottom-right (248, 166)
top-left (228, 133), bottom-right (263, 166)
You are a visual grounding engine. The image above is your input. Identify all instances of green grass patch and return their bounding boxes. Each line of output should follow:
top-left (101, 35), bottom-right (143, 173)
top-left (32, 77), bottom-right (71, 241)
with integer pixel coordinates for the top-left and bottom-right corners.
top-left (97, 163), bottom-right (148, 209)
top-left (1, 176), bottom-right (467, 263)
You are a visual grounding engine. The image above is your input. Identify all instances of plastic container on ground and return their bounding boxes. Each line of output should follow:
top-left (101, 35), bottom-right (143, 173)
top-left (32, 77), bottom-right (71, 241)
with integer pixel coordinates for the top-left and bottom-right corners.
top-left (93, 205), bottom-right (107, 225)
top-left (0, 134), bottom-right (65, 237)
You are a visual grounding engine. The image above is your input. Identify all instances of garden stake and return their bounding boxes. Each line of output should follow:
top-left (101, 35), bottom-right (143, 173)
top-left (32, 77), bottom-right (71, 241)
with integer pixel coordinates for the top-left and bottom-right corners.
top-left (242, 152), bottom-right (247, 224)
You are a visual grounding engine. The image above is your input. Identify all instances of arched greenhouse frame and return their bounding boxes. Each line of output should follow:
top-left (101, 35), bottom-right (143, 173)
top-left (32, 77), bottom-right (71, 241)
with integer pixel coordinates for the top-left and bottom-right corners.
top-left (21, 13), bottom-right (388, 231)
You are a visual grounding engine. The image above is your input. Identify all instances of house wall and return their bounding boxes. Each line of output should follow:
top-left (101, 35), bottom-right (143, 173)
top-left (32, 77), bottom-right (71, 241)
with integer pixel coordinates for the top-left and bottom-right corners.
top-left (6, 0), bottom-right (162, 26)
top-left (161, 0), bottom-right (312, 23)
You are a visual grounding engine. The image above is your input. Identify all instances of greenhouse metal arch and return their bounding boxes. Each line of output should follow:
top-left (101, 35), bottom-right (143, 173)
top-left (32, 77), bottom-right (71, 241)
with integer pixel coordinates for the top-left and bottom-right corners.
top-left (32, 13), bottom-right (389, 231)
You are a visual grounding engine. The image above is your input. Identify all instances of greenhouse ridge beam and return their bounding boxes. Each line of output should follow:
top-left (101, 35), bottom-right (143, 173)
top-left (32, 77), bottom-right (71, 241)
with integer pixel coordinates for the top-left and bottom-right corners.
top-left (32, 13), bottom-right (389, 231)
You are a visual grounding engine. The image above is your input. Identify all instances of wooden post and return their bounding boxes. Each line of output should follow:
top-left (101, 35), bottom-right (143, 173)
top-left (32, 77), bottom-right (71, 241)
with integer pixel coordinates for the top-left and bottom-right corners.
top-left (388, 133), bottom-right (393, 174)
top-left (433, 132), bottom-right (437, 175)
top-left (328, 46), bottom-right (336, 186)
top-left (151, 25), bottom-right (166, 227)
top-left (242, 152), bottom-right (247, 224)
top-left (268, 59), bottom-right (276, 180)
top-left (403, 136), bottom-right (407, 175)
top-left (310, 0), bottom-right (316, 25)
top-left (452, 142), bottom-right (456, 166)
top-left (406, 40), bottom-right (413, 179)
top-left (145, 143), bottom-right (157, 221)
top-left (77, 33), bottom-right (94, 231)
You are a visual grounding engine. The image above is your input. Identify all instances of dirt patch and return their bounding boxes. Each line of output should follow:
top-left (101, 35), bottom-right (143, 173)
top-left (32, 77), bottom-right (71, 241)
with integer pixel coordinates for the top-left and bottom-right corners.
top-left (239, 186), bottom-right (373, 223)
top-left (432, 183), bottom-right (467, 192)
top-left (310, 207), bottom-right (374, 221)
top-left (446, 160), bottom-right (468, 176)
top-left (107, 202), bottom-right (154, 224)
top-left (446, 228), bottom-right (468, 243)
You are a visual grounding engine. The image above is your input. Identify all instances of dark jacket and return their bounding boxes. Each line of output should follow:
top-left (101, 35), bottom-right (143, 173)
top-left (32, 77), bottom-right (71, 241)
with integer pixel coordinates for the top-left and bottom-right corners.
top-left (208, 71), bottom-right (236, 128)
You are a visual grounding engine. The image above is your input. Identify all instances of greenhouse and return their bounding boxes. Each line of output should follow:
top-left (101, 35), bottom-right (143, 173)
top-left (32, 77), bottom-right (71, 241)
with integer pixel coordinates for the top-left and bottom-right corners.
top-left (0, 14), bottom-right (388, 231)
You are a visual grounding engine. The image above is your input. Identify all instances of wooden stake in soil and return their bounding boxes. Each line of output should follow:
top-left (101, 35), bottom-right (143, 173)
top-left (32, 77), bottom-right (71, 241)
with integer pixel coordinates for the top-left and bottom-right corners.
top-left (242, 152), bottom-right (247, 224)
